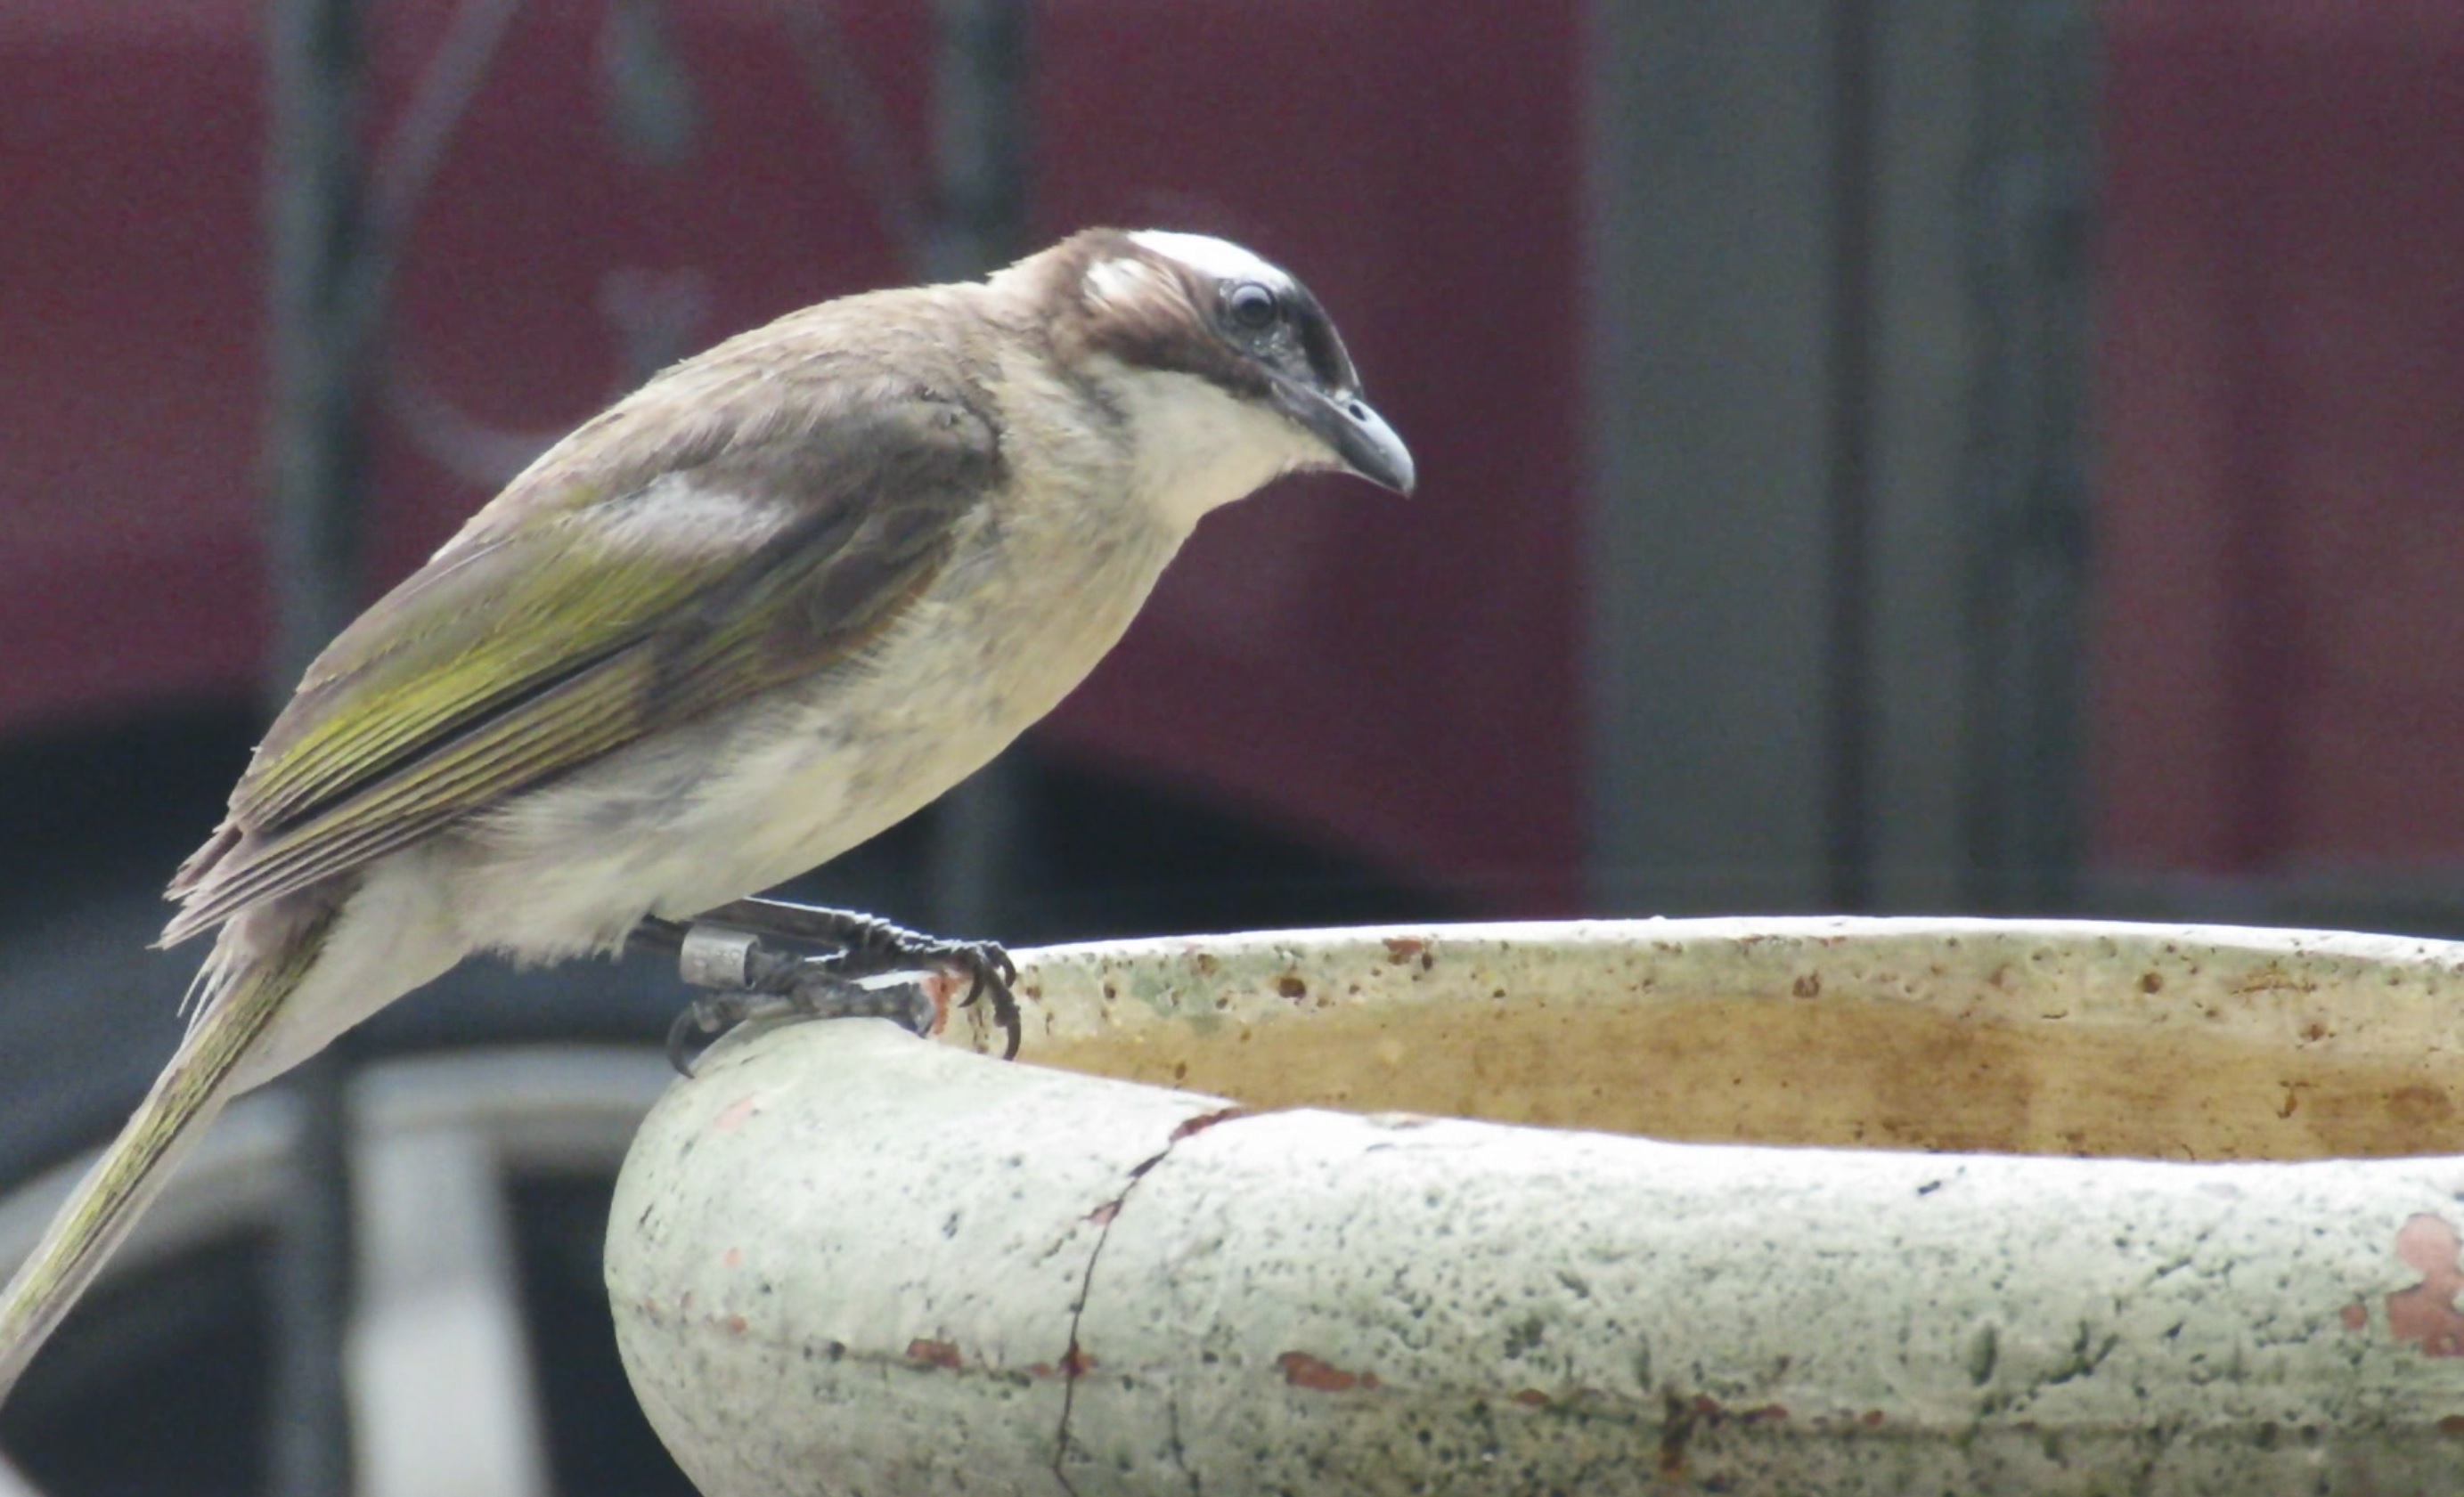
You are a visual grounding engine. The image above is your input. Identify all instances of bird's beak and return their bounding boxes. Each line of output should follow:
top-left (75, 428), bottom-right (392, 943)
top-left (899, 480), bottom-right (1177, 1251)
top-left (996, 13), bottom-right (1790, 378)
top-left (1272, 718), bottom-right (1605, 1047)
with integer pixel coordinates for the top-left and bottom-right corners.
top-left (1276, 378), bottom-right (1416, 495)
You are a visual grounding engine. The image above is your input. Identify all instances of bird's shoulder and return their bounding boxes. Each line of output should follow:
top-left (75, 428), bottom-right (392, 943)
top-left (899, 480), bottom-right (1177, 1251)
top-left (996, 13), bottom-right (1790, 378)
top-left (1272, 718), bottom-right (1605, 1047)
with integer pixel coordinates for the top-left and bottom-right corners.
top-left (464, 287), bottom-right (1012, 543)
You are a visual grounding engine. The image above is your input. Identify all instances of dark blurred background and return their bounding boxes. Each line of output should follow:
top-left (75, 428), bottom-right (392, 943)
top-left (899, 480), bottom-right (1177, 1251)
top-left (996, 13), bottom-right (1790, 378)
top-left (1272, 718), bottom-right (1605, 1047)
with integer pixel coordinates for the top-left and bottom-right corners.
top-left (4, 1), bottom-right (2460, 1492)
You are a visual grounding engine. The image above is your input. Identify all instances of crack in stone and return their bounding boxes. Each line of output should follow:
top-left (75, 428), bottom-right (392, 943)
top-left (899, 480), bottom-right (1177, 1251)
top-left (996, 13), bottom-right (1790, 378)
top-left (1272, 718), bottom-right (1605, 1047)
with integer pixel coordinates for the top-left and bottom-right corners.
top-left (1051, 1108), bottom-right (1245, 1496)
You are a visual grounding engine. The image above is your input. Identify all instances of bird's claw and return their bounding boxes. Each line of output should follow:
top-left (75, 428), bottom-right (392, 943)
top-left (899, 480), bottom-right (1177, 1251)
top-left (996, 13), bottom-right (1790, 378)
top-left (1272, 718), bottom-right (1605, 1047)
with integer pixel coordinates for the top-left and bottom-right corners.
top-left (665, 991), bottom-right (749, 1078)
top-left (662, 967), bottom-right (946, 1078)
top-left (899, 939), bottom-right (1019, 1027)
top-left (640, 905), bottom-right (1023, 1073)
top-left (816, 936), bottom-right (1019, 1061)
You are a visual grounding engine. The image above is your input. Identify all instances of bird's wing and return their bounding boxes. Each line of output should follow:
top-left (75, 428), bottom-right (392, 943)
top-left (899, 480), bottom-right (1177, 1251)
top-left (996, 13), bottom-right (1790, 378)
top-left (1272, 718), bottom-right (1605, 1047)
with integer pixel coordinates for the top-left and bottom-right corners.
top-left (163, 366), bottom-right (1000, 944)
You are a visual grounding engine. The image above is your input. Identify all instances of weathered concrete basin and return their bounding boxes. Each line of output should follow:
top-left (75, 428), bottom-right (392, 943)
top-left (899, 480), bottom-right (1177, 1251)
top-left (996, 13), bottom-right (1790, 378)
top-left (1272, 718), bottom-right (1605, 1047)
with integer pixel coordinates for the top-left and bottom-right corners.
top-left (607, 918), bottom-right (2464, 1493)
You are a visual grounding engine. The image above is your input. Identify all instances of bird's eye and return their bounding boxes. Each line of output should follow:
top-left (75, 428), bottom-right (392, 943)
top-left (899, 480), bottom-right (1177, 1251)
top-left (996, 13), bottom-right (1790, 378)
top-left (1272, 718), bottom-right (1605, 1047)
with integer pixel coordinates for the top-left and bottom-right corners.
top-left (1225, 281), bottom-right (1279, 332)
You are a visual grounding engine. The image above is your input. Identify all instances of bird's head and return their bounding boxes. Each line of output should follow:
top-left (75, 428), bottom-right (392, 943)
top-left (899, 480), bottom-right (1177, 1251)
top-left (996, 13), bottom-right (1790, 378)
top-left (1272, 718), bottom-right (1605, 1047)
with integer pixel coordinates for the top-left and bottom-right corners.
top-left (1008, 228), bottom-right (1416, 530)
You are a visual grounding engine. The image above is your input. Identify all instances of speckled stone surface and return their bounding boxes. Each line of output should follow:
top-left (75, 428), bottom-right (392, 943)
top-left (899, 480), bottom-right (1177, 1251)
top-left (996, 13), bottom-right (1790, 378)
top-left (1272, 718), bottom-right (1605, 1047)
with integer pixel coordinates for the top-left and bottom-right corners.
top-left (608, 919), bottom-right (2464, 1493)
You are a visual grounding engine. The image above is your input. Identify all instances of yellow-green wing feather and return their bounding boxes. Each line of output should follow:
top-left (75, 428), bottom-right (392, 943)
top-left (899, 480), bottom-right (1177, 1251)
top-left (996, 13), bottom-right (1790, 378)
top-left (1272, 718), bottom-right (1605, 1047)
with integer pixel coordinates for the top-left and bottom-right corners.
top-left (234, 512), bottom-right (716, 830)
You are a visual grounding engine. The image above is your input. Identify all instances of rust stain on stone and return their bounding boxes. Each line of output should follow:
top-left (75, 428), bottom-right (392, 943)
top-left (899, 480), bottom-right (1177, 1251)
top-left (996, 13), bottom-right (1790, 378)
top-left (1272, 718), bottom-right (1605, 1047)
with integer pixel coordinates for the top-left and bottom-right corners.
top-left (918, 968), bottom-right (962, 1036)
top-left (2232, 963), bottom-right (2314, 997)
top-left (907, 1338), bottom-right (964, 1371)
top-left (723, 1314), bottom-right (748, 1336)
top-left (712, 1095), bottom-right (763, 1133)
top-left (2440, 1414), bottom-right (2464, 1438)
top-left (1170, 1106), bottom-right (1248, 1143)
top-left (1652, 1393), bottom-right (1791, 1474)
top-left (1791, 972), bottom-right (1822, 998)
top-left (1276, 974), bottom-right (1309, 1000)
top-left (1513, 1387), bottom-right (1550, 1407)
top-left (2342, 1302), bottom-right (2369, 1330)
top-left (2387, 1085), bottom-right (2456, 1131)
top-left (1277, 1351), bottom-right (1375, 1392)
top-left (2387, 1215), bottom-right (2464, 1356)
top-left (1383, 937), bottom-right (1425, 964)
top-left (1026, 1345), bottom-right (1096, 1380)
top-left (1657, 1391), bottom-right (1699, 1477)
top-left (1086, 1200), bottom-right (1122, 1227)
top-left (722, 1247), bottom-right (742, 1269)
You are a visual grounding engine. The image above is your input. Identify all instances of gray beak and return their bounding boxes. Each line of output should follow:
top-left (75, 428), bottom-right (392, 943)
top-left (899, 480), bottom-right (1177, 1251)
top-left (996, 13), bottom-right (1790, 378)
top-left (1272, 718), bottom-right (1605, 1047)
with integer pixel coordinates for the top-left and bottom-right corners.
top-left (1276, 379), bottom-right (1416, 495)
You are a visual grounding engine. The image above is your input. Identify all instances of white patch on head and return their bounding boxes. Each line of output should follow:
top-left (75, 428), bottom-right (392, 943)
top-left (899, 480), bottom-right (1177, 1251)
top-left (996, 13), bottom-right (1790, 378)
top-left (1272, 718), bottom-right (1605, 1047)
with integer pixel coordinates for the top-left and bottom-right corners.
top-left (1082, 254), bottom-right (1177, 309)
top-left (1127, 230), bottom-right (1293, 292)
top-left (1084, 355), bottom-right (1331, 533)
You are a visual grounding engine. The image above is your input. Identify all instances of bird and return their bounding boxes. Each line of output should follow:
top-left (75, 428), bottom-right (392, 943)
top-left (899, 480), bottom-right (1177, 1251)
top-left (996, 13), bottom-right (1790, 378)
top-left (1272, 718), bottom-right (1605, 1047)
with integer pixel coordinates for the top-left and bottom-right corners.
top-left (0, 227), bottom-right (1414, 1400)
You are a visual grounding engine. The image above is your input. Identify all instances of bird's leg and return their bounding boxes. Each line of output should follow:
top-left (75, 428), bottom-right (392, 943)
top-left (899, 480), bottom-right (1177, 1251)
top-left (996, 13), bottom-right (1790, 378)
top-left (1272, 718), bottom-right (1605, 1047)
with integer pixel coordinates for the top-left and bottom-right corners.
top-left (625, 903), bottom-right (1021, 1075)
top-left (639, 921), bottom-right (948, 1077)
top-left (696, 898), bottom-right (1021, 1055)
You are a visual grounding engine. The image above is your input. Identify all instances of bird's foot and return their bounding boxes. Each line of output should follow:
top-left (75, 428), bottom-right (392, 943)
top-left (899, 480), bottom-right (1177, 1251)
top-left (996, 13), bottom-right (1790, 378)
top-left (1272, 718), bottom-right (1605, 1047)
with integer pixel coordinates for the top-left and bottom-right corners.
top-left (631, 901), bottom-right (1022, 1075)
top-left (658, 970), bottom-right (942, 1078)
top-left (697, 899), bottom-right (1022, 1059)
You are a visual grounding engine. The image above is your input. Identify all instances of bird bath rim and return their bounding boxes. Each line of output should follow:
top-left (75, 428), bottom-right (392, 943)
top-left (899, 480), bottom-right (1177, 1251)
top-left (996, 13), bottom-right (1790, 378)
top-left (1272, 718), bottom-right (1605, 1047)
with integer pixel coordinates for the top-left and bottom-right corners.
top-left (937, 915), bottom-right (2464, 1162)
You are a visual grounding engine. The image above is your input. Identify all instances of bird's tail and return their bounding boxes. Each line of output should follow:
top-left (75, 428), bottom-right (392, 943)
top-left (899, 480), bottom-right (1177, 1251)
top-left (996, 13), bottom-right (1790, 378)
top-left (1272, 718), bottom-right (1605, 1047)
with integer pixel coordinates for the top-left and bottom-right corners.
top-left (0, 915), bottom-right (328, 1403)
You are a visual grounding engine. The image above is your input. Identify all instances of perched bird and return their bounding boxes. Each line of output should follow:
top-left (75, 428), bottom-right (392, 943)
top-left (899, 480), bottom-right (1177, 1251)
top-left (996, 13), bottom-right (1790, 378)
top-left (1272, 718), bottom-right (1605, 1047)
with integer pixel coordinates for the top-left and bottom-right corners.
top-left (0, 228), bottom-right (1413, 1398)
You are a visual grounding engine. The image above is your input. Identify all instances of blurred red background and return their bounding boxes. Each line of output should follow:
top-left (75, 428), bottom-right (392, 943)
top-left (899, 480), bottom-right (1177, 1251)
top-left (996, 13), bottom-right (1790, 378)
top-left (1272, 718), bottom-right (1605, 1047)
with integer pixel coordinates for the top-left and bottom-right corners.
top-left (12, 2), bottom-right (2464, 907)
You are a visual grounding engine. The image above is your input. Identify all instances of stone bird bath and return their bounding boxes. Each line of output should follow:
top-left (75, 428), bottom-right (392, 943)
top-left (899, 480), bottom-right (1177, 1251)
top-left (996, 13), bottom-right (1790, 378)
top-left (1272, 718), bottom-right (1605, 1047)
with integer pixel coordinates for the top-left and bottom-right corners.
top-left (605, 918), bottom-right (2464, 1494)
